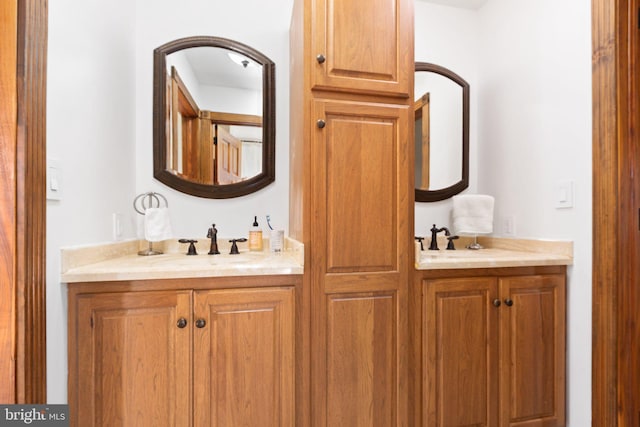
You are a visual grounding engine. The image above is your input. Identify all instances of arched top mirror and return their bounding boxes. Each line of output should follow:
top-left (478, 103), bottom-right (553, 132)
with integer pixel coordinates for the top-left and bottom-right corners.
top-left (414, 62), bottom-right (469, 202)
top-left (153, 36), bottom-right (275, 198)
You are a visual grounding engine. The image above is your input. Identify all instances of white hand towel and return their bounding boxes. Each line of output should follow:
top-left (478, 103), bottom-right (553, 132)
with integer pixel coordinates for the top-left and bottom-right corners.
top-left (452, 194), bottom-right (494, 235)
top-left (144, 207), bottom-right (173, 242)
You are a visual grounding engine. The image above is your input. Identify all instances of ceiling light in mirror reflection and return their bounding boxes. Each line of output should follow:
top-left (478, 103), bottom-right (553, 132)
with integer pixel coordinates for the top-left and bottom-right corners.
top-left (168, 47), bottom-right (263, 113)
top-left (227, 52), bottom-right (260, 69)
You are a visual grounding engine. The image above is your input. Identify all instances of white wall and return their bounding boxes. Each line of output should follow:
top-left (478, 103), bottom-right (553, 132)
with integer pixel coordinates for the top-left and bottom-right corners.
top-left (476, 1), bottom-right (592, 425)
top-left (46, 0), bottom-right (137, 402)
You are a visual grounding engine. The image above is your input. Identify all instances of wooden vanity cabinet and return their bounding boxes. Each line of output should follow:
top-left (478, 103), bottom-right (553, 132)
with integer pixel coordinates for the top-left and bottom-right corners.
top-left (420, 267), bottom-right (566, 427)
top-left (289, 0), bottom-right (414, 425)
top-left (68, 277), bottom-right (297, 427)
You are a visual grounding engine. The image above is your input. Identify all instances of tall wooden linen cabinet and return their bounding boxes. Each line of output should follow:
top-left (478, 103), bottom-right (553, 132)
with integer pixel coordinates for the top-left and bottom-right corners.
top-left (289, 0), bottom-right (414, 425)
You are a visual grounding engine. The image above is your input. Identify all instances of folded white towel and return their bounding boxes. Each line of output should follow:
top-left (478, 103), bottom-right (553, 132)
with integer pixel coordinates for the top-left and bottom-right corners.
top-left (452, 194), bottom-right (494, 235)
top-left (144, 207), bottom-right (173, 242)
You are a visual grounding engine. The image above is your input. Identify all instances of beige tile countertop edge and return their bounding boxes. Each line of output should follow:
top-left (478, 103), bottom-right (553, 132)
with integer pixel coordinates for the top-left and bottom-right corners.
top-left (415, 236), bottom-right (573, 270)
top-left (61, 237), bottom-right (304, 283)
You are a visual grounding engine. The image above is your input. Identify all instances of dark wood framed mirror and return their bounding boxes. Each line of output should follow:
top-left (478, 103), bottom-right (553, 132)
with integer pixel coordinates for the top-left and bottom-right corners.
top-left (414, 62), bottom-right (469, 202)
top-left (153, 36), bottom-right (275, 198)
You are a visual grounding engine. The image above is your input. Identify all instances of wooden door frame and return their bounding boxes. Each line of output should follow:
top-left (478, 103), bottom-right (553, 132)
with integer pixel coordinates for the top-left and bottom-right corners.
top-left (592, 0), bottom-right (639, 425)
top-left (0, 0), bottom-right (47, 403)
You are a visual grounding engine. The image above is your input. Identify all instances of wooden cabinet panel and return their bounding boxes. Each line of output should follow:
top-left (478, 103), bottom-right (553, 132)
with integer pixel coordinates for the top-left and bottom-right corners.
top-left (74, 291), bottom-right (192, 427)
top-left (325, 293), bottom-right (397, 426)
top-left (424, 277), bottom-right (499, 427)
top-left (499, 275), bottom-right (565, 427)
top-left (311, 0), bottom-right (412, 97)
top-left (193, 287), bottom-right (295, 427)
top-left (312, 100), bottom-right (409, 278)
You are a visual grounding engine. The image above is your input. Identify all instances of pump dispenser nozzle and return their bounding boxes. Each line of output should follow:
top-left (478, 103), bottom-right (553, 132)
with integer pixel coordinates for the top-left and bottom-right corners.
top-left (249, 216), bottom-right (263, 251)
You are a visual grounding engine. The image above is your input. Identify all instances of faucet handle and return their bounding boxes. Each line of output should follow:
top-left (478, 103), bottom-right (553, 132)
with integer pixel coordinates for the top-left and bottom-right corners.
top-left (228, 238), bottom-right (248, 255)
top-left (415, 236), bottom-right (425, 251)
top-left (178, 239), bottom-right (198, 255)
top-left (446, 235), bottom-right (459, 250)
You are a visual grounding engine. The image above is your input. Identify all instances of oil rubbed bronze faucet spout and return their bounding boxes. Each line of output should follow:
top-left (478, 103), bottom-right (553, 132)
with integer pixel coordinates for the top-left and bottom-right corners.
top-left (429, 224), bottom-right (451, 251)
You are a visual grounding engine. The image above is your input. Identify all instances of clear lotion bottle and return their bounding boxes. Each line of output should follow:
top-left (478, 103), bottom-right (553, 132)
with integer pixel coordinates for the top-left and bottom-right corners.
top-left (249, 216), bottom-right (263, 251)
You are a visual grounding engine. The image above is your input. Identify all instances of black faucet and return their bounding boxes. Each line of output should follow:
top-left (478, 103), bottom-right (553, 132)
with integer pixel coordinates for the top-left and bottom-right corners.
top-left (207, 224), bottom-right (220, 255)
top-left (429, 224), bottom-right (451, 250)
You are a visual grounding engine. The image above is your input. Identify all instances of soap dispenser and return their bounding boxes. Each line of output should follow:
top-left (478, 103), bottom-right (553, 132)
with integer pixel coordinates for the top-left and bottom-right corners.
top-left (248, 216), bottom-right (263, 251)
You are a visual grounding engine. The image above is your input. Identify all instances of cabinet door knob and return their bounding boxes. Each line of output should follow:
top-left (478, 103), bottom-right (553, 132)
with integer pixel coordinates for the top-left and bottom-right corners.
top-left (317, 119), bottom-right (326, 129)
top-left (176, 317), bottom-right (187, 328)
top-left (195, 318), bottom-right (207, 328)
top-left (492, 299), bottom-right (501, 307)
top-left (316, 54), bottom-right (326, 64)
top-left (504, 298), bottom-right (514, 307)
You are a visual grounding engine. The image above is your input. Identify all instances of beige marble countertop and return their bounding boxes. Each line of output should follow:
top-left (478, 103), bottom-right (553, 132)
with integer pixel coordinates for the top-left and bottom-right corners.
top-left (415, 236), bottom-right (573, 270)
top-left (61, 235), bottom-right (571, 281)
top-left (61, 237), bottom-right (304, 283)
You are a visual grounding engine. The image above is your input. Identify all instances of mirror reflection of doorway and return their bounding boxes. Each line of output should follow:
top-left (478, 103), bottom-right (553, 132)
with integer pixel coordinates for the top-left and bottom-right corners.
top-left (216, 125), bottom-right (242, 184)
top-left (414, 92), bottom-right (430, 190)
top-left (166, 65), bottom-right (263, 185)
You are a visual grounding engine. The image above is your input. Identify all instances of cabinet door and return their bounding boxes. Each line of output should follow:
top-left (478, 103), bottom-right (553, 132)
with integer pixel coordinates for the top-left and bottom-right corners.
top-left (193, 287), bottom-right (295, 427)
top-left (499, 275), bottom-right (566, 427)
top-left (423, 277), bottom-right (499, 427)
top-left (311, 99), bottom-right (410, 426)
top-left (312, 99), bottom-right (410, 278)
top-left (74, 291), bottom-right (192, 427)
top-left (311, 0), bottom-right (412, 97)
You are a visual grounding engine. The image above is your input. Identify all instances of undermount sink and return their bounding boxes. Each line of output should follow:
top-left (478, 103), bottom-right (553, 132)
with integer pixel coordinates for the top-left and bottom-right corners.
top-left (206, 252), bottom-right (263, 264)
top-left (420, 249), bottom-right (489, 259)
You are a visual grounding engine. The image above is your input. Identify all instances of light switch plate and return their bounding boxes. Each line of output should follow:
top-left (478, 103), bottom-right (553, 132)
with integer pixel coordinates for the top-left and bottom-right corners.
top-left (47, 158), bottom-right (62, 201)
top-left (503, 216), bottom-right (516, 236)
top-left (112, 213), bottom-right (124, 241)
top-left (555, 180), bottom-right (574, 209)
